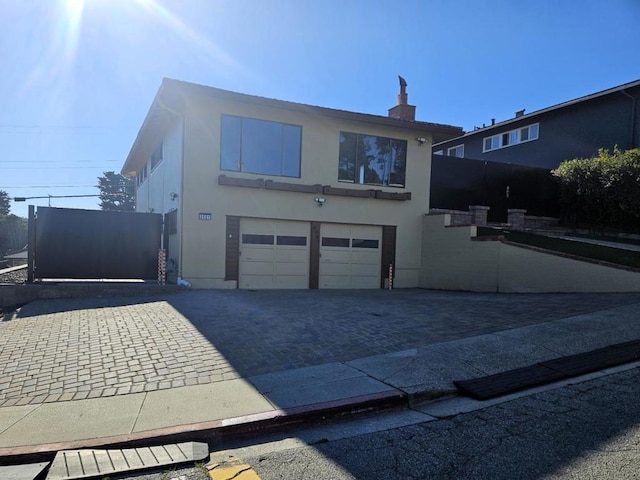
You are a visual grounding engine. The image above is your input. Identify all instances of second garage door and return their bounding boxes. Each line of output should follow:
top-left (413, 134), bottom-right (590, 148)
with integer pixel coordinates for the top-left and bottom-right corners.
top-left (319, 223), bottom-right (382, 289)
top-left (239, 218), bottom-right (310, 289)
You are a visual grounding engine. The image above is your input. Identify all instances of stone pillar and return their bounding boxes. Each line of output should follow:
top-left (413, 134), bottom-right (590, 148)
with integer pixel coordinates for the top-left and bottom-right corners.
top-left (468, 205), bottom-right (490, 226)
top-left (508, 209), bottom-right (527, 231)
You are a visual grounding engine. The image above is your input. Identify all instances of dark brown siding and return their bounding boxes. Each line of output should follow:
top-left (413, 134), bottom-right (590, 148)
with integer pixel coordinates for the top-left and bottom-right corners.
top-left (225, 216), bottom-right (240, 282)
top-left (381, 225), bottom-right (397, 288)
top-left (309, 221), bottom-right (321, 289)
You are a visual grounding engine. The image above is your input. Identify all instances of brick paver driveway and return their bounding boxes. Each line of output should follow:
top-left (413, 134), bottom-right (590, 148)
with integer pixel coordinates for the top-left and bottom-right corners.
top-left (1, 289), bottom-right (640, 407)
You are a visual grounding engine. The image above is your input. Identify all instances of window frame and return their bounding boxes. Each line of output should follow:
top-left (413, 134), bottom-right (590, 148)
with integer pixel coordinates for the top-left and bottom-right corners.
top-left (338, 131), bottom-right (408, 188)
top-left (220, 114), bottom-right (303, 178)
top-left (447, 145), bottom-right (465, 158)
top-left (150, 143), bottom-right (163, 171)
top-left (482, 123), bottom-right (540, 153)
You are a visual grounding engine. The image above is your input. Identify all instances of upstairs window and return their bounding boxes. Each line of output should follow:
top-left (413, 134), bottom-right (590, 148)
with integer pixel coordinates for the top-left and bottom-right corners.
top-left (338, 132), bottom-right (407, 187)
top-left (136, 162), bottom-right (148, 186)
top-left (447, 145), bottom-right (464, 157)
top-left (483, 123), bottom-right (539, 152)
top-left (150, 143), bottom-right (163, 170)
top-left (221, 115), bottom-right (302, 177)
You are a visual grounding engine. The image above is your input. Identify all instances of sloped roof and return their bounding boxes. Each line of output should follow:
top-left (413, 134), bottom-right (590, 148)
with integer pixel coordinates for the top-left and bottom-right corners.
top-left (122, 78), bottom-right (463, 174)
top-left (433, 78), bottom-right (640, 146)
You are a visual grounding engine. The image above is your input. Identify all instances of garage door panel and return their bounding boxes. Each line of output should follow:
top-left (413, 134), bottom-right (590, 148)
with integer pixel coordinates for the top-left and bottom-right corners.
top-left (320, 275), bottom-right (351, 289)
top-left (351, 263), bottom-right (379, 276)
top-left (350, 225), bottom-right (381, 238)
top-left (350, 250), bottom-right (380, 264)
top-left (275, 262), bottom-right (309, 275)
top-left (240, 275), bottom-right (275, 289)
top-left (320, 262), bottom-right (351, 276)
top-left (275, 275), bottom-right (308, 288)
top-left (240, 261), bottom-right (275, 275)
top-left (241, 247), bottom-right (275, 262)
top-left (275, 249), bottom-right (308, 263)
top-left (240, 218), bottom-right (309, 289)
top-left (351, 276), bottom-right (380, 289)
top-left (320, 250), bottom-right (351, 264)
top-left (321, 224), bottom-right (351, 238)
top-left (319, 223), bottom-right (382, 289)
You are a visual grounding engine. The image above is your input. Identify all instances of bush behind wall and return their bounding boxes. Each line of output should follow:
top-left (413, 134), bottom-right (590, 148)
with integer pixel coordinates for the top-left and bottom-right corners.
top-left (552, 147), bottom-right (640, 231)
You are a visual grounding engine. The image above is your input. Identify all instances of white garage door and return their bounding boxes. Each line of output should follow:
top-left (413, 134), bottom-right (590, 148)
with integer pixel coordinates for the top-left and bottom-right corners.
top-left (319, 223), bottom-right (382, 289)
top-left (239, 218), bottom-right (310, 289)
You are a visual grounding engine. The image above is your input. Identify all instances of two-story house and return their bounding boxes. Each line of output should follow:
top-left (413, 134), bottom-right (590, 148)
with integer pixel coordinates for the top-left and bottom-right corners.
top-left (121, 78), bottom-right (462, 289)
top-left (433, 79), bottom-right (640, 169)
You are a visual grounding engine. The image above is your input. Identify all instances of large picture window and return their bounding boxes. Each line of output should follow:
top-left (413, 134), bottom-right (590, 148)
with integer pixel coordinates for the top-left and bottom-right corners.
top-left (221, 115), bottom-right (302, 177)
top-left (338, 132), bottom-right (407, 187)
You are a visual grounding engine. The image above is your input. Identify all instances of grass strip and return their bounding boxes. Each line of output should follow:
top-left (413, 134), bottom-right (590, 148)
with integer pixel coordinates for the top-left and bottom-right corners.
top-left (477, 227), bottom-right (640, 269)
top-left (569, 233), bottom-right (640, 247)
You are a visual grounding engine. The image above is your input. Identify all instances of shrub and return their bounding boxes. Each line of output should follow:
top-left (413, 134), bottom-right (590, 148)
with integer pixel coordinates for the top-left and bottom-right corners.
top-left (552, 147), bottom-right (640, 231)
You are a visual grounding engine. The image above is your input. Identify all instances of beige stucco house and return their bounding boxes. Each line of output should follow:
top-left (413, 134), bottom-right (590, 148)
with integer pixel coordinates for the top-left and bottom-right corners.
top-left (121, 78), bottom-right (462, 289)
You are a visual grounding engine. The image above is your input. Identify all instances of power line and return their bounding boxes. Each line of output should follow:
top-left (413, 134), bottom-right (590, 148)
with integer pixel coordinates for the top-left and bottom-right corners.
top-left (0, 159), bottom-right (121, 163)
top-left (0, 185), bottom-right (99, 189)
top-left (0, 124), bottom-right (133, 130)
top-left (2, 166), bottom-right (121, 170)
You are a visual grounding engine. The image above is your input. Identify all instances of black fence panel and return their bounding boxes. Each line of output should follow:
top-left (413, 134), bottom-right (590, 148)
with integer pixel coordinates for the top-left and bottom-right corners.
top-left (431, 155), bottom-right (559, 223)
top-left (34, 207), bottom-right (162, 280)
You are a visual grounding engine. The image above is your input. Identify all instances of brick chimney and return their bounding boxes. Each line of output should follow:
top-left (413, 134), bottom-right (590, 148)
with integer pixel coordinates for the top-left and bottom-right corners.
top-left (388, 76), bottom-right (416, 121)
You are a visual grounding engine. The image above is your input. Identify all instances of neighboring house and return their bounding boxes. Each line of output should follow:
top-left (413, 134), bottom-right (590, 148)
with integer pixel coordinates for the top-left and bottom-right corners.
top-left (2, 247), bottom-right (27, 267)
top-left (121, 78), bottom-right (462, 289)
top-left (433, 79), bottom-right (640, 169)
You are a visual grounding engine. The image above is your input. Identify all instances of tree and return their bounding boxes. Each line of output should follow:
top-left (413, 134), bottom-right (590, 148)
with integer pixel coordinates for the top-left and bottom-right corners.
top-left (0, 190), bottom-right (27, 255)
top-left (0, 190), bottom-right (10, 216)
top-left (0, 215), bottom-right (27, 255)
top-left (97, 171), bottom-right (135, 211)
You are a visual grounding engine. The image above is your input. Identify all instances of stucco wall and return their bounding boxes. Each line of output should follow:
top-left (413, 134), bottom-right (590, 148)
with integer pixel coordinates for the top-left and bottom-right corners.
top-left (420, 214), bottom-right (640, 293)
top-left (177, 93), bottom-right (434, 288)
top-left (135, 120), bottom-right (183, 216)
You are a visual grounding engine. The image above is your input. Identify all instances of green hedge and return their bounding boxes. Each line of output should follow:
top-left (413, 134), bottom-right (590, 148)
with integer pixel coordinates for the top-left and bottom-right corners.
top-left (552, 148), bottom-right (640, 231)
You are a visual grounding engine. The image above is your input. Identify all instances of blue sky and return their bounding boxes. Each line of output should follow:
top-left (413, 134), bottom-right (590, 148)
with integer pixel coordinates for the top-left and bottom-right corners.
top-left (1, 0), bottom-right (639, 218)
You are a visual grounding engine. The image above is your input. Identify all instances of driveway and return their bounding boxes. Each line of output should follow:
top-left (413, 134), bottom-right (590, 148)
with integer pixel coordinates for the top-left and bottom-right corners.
top-left (2, 289), bottom-right (640, 408)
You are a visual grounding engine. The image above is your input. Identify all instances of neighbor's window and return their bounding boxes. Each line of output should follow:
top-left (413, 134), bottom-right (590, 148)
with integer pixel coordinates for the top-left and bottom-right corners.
top-left (338, 132), bottom-right (407, 187)
top-left (221, 115), bottom-right (302, 177)
top-left (447, 145), bottom-right (464, 157)
top-left (483, 123), bottom-right (539, 152)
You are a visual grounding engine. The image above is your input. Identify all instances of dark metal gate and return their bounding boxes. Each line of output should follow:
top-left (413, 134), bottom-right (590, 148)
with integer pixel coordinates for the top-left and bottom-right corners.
top-left (31, 207), bottom-right (163, 280)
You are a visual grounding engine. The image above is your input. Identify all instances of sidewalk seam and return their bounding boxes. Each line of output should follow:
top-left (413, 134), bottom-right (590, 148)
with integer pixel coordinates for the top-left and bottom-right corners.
top-left (130, 392), bottom-right (149, 434)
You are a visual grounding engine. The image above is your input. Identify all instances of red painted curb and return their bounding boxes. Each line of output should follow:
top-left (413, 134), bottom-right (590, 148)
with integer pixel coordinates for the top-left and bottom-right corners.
top-left (0, 389), bottom-right (407, 465)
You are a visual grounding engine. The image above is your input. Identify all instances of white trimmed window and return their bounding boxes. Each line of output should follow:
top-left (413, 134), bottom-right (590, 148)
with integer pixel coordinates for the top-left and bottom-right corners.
top-left (483, 123), bottom-right (539, 152)
top-left (447, 145), bottom-right (464, 157)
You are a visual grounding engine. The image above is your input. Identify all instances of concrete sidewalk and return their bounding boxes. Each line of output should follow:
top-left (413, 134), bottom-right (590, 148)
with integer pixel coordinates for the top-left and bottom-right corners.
top-left (1, 291), bottom-right (640, 459)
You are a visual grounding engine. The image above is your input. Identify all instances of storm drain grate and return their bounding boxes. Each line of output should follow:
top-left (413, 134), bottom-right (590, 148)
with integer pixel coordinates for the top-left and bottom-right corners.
top-left (46, 442), bottom-right (209, 480)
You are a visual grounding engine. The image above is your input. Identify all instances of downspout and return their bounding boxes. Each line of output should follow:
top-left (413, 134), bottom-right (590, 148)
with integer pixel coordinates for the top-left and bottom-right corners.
top-left (620, 89), bottom-right (637, 149)
top-left (156, 93), bottom-right (185, 284)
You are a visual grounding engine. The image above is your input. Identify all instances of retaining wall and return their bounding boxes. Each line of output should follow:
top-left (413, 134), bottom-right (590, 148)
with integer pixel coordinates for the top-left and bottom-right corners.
top-left (420, 214), bottom-right (640, 293)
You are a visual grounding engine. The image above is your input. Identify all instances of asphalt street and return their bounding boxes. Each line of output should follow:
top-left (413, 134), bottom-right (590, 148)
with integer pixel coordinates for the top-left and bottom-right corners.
top-left (110, 364), bottom-right (640, 480)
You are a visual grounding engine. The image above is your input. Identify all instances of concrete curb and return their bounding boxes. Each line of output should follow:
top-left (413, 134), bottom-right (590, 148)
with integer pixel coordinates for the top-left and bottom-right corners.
top-left (0, 389), bottom-right (407, 465)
